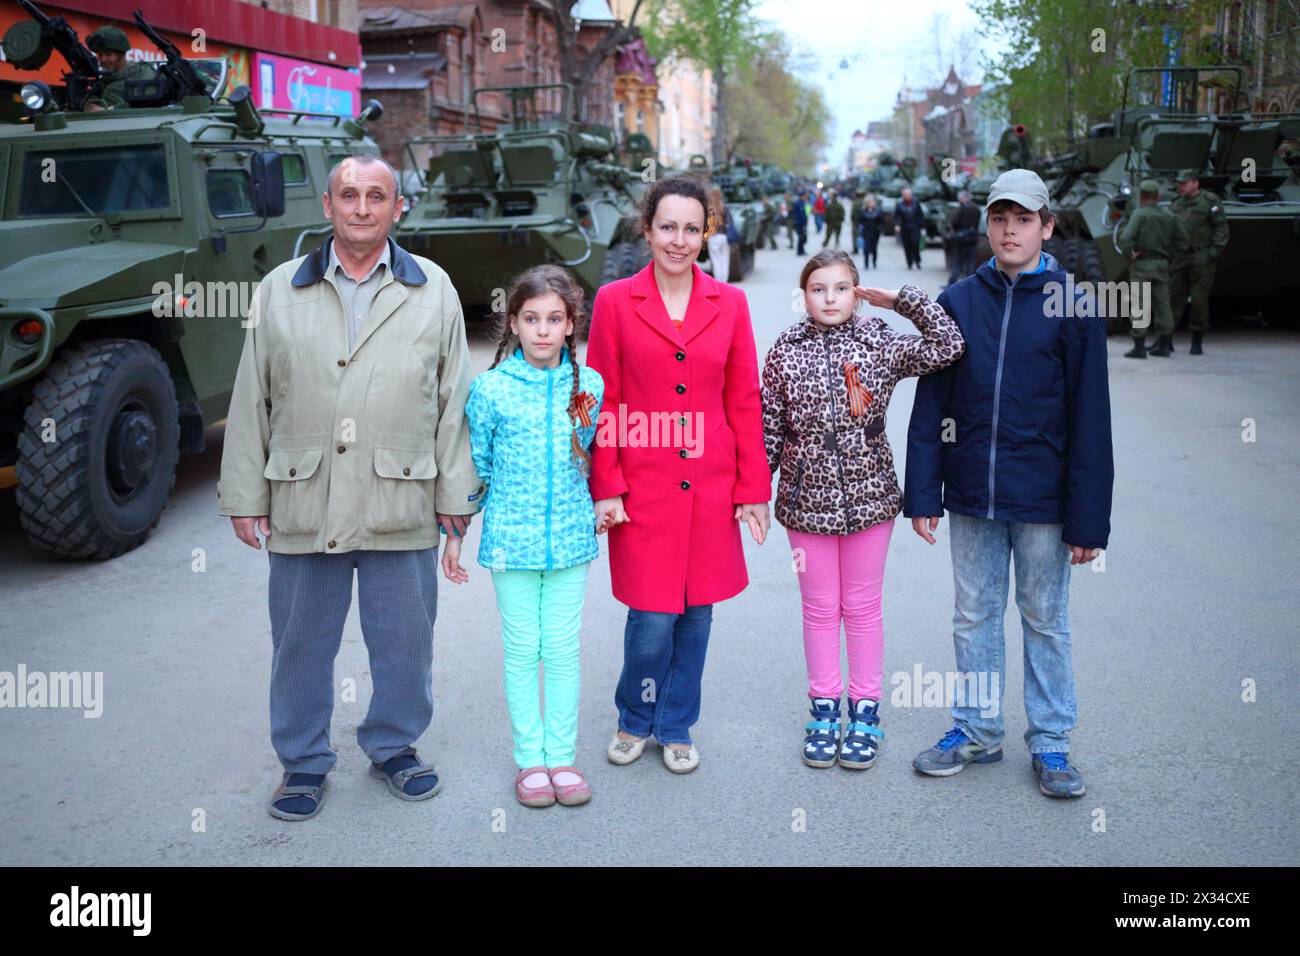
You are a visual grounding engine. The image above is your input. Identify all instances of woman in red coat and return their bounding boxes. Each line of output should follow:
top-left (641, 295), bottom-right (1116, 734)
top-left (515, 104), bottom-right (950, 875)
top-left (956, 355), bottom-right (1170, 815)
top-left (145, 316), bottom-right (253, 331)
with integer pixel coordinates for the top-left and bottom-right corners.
top-left (587, 176), bottom-right (771, 774)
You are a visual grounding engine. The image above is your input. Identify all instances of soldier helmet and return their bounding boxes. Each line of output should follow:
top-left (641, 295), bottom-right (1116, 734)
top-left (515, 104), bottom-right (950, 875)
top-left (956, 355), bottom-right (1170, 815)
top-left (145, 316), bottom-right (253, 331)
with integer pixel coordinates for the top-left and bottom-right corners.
top-left (87, 26), bottom-right (131, 54)
top-left (1139, 179), bottom-right (1160, 194)
top-left (1175, 168), bottom-right (1201, 183)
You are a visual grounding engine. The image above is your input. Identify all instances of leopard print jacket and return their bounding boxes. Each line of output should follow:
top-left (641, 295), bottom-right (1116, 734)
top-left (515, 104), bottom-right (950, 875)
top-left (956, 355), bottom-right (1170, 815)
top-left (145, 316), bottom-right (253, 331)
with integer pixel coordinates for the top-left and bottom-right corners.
top-left (760, 285), bottom-right (965, 535)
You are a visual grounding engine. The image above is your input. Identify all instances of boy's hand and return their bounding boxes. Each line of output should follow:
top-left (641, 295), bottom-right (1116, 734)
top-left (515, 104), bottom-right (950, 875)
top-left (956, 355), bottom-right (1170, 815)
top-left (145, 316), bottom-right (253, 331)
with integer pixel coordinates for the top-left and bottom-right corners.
top-left (734, 502), bottom-right (770, 544)
top-left (440, 535), bottom-right (469, 583)
top-left (855, 286), bottom-right (900, 310)
top-left (594, 496), bottom-right (629, 535)
top-left (911, 516), bottom-right (941, 544)
top-left (1069, 545), bottom-right (1099, 565)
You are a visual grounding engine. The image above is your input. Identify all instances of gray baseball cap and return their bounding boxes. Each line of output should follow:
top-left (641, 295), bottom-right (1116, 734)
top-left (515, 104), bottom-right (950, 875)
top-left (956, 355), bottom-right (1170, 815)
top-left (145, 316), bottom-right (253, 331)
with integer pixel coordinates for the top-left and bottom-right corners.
top-left (984, 168), bottom-right (1051, 213)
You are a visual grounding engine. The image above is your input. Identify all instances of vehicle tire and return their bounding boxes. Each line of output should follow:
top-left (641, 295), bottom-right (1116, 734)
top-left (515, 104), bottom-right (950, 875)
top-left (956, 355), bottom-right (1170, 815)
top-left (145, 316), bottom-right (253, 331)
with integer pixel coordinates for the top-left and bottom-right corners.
top-left (16, 340), bottom-right (180, 560)
top-left (581, 241), bottom-right (639, 339)
top-left (1073, 239), bottom-right (1124, 334)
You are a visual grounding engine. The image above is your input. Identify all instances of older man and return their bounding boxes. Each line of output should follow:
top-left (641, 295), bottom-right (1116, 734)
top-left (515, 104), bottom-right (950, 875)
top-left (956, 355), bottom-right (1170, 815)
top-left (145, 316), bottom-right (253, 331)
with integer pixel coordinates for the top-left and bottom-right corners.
top-left (893, 187), bottom-right (926, 269)
top-left (217, 155), bottom-right (482, 821)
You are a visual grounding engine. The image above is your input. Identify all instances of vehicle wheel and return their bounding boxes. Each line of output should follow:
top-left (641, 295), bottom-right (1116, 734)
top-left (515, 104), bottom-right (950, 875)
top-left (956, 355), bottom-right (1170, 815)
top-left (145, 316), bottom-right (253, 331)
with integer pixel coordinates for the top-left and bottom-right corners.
top-left (581, 241), bottom-right (635, 339)
top-left (16, 340), bottom-right (180, 559)
top-left (1057, 236), bottom-right (1082, 274)
top-left (1073, 239), bottom-right (1123, 334)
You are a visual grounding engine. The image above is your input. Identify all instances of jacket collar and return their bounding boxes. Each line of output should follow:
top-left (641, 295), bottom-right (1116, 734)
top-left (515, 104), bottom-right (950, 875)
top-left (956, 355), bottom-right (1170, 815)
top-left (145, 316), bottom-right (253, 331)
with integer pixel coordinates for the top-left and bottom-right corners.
top-left (292, 235), bottom-right (427, 288)
top-left (629, 260), bottom-right (721, 346)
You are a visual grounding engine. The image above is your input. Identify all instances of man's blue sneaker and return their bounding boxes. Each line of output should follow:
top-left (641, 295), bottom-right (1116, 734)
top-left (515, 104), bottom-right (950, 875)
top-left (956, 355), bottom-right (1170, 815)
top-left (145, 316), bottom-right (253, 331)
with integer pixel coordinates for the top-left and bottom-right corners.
top-left (802, 697), bottom-right (841, 768)
top-left (838, 698), bottom-right (883, 770)
top-left (912, 726), bottom-right (1003, 777)
top-left (1032, 752), bottom-right (1086, 797)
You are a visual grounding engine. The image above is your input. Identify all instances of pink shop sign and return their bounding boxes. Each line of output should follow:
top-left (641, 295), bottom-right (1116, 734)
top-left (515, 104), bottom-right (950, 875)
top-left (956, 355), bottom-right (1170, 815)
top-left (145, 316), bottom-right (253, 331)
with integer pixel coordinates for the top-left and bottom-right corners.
top-left (253, 52), bottom-right (360, 117)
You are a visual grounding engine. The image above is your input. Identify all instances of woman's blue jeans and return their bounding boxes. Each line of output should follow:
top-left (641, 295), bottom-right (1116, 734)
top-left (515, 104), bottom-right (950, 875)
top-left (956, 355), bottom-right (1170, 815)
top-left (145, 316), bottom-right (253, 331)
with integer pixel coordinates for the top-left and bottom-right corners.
top-left (615, 603), bottom-right (714, 745)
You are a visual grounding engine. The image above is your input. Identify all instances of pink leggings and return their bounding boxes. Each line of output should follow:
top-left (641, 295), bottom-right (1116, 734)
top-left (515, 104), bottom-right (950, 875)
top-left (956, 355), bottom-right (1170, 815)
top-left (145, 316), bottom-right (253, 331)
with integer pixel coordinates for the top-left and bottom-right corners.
top-left (787, 519), bottom-right (895, 702)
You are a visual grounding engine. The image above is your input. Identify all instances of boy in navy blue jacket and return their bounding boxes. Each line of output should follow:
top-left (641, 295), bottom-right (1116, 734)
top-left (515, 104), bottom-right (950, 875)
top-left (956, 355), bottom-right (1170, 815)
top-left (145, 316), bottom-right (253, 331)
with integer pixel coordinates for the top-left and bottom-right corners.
top-left (903, 169), bottom-right (1113, 798)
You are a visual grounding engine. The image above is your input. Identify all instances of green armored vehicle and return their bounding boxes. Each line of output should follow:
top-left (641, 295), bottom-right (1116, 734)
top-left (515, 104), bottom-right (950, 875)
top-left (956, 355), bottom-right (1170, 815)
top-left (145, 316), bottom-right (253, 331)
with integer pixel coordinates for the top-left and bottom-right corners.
top-left (1045, 67), bottom-right (1300, 329)
top-left (397, 84), bottom-right (649, 335)
top-left (0, 7), bottom-right (383, 558)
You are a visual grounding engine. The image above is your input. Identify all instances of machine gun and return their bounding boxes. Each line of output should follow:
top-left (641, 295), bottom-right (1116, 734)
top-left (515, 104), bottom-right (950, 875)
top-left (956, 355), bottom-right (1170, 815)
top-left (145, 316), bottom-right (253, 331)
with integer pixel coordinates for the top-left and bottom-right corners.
top-left (126, 9), bottom-right (208, 106)
top-left (1, 0), bottom-right (106, 111)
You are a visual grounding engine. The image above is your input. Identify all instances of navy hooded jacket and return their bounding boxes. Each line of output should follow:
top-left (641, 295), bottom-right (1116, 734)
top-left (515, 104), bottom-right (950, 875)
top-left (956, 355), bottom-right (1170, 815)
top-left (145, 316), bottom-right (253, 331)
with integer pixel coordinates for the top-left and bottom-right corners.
top-left (903, 252), bottom-right (1113, 549)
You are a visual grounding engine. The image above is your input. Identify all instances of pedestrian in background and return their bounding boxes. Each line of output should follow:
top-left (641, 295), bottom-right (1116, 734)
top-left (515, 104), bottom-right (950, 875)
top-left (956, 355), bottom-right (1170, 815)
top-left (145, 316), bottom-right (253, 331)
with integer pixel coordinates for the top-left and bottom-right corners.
top-left (762, 249), bottom-right (964, 771)
top-left (894, 187), bottom-right (925, 269)
top-left (822, 189), bottom-right (844, 248)
top-left (860, 196), bottom-right (883, 269)
top-left (946, 190), bottom-right (981, 287)
top-left (1168, 169), bottom-right (1229, 355)
top-left (457, 265), bottom-right (604, 809)
top-left (586, 176), bottom-right (771, 775)
top-left (705, 185), bottom-right (730, 280)
top-left (791, 189), bottom-right (809, 256)
top-left (813, 190), bottom-right (826, 232)
top-left (904, 169), bottom-right (1113, 799)
top-left (1120, 180), bottom-right (1189, 359)
top-left (218, 155), bottom-right (482, 821)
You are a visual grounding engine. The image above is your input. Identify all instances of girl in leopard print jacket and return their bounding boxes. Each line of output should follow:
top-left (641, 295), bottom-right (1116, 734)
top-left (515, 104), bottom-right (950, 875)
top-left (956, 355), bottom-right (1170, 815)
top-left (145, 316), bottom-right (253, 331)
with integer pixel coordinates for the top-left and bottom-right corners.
top-left (760, 248), bottom-right (964, 770)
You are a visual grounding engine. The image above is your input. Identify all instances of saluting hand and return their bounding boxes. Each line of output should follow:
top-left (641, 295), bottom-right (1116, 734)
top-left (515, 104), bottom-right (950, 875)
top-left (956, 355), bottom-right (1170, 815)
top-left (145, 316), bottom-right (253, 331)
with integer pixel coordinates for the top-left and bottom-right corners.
top-left (854, 286), bottom-right (900, 310)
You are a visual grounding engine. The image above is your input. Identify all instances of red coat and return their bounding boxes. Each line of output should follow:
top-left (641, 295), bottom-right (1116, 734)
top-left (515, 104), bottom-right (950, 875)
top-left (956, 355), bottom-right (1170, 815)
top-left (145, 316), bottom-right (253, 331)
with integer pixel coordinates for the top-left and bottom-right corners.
top-left (586, 262), bottom-right (771, 613)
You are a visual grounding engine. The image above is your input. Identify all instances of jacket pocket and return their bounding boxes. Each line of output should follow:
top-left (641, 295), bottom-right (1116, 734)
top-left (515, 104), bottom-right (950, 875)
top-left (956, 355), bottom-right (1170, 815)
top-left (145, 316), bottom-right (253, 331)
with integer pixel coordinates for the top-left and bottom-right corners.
top-left (365, 445), bottom-right (438, 534)
top-left (264, 447), bottom-right (326, 535)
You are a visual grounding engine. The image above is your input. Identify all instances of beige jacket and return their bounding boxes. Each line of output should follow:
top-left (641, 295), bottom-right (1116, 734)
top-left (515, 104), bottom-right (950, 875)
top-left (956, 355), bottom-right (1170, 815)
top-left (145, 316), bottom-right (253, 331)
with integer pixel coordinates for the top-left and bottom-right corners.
top-left (216, 236), bottom-right (483, 554)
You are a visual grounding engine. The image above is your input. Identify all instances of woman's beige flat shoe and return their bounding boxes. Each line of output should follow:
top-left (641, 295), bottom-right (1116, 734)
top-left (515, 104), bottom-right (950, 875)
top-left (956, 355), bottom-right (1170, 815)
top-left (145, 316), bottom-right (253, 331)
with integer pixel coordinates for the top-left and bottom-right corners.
top-left (663, 744), bottom-right (699, 774)
top-left (607, 732), bottom-right (647, 765)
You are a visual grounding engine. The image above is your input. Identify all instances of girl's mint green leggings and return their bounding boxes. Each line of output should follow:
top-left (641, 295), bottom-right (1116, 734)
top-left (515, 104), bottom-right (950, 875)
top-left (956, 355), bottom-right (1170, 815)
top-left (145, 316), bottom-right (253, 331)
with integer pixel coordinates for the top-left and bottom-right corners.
top-left (490, 562), bottom-right (590, 769)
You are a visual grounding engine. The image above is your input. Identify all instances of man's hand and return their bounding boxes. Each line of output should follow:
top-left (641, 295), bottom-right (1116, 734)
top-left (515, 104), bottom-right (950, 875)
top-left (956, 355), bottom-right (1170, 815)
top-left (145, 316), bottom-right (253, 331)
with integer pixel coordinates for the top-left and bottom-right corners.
top-left (911, 515), bottom-right (941, 544)
top-left (441, 534), bottom-right (469, 583)
top-left (231, 516), bottom-right (271, 549)
top-left (1069, 545), bottom-right (1099, 566)
top-left (438, 513), bottom-right (472, 537)
top-left (594, 496), bottom-right (629, 535)
top-left (734, 502), bottom-right (770, 544)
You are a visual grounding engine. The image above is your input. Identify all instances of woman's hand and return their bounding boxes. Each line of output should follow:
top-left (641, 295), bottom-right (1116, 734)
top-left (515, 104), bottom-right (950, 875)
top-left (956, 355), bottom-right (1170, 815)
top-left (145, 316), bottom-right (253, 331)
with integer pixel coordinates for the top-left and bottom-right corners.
top-left (440, 534), bottom-right (469, 583)
top-left (855, 286), bottom-right (900, 310)
top-left (734, 502), bottom-right (770, 544)
top-left (594, 496), bottom-right (630, 535)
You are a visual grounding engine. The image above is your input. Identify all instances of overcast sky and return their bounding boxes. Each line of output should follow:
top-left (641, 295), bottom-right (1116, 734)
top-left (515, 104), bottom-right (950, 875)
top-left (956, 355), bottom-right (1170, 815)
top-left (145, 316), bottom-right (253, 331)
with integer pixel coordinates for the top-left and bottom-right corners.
top-left (753, 0), bottom-right (1008, 167)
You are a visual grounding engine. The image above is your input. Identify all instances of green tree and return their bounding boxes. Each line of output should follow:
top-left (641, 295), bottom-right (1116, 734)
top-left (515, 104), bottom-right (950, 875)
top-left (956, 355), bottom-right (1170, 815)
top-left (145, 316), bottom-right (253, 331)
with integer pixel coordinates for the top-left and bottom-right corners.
top-left (642, 0), bottom-right (763, 163)
top-left (972, 0), bottom-right (1202, 154)
top-left (726, 32), bottom-right (830, 172)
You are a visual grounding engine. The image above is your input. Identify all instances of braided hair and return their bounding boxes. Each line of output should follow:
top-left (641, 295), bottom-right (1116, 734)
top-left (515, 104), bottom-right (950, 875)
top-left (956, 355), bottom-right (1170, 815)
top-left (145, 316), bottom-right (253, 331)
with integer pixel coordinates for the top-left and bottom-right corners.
top-left (488, 264), bottom-right (592, 473)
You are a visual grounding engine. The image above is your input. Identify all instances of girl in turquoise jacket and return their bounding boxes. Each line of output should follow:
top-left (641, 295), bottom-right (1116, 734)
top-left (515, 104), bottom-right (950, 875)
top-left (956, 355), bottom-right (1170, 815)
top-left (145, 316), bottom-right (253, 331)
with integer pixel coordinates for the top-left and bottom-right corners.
top-left (446, 265), bottom-right (604, 809)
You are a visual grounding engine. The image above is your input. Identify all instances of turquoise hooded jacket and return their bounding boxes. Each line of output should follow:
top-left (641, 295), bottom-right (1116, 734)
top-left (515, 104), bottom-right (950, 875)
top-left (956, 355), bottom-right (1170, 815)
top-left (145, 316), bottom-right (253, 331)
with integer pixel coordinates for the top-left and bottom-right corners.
top-left (465, 345), bottom-right (604, 571)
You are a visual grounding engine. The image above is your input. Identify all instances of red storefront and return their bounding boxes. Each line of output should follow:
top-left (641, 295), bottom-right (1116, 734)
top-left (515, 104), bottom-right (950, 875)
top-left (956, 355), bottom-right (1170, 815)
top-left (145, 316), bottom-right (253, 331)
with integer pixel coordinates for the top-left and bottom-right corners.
top-left (0, 0), bottom-right (363, 115)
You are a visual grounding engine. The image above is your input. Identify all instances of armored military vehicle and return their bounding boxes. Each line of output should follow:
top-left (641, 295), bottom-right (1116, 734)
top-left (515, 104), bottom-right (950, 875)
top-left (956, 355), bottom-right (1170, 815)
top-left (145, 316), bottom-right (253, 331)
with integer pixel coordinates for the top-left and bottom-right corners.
top-left (674, 154), bottom-right (755, 282)
top-left (0, 5), bottom-right (384, 558)
top-left (1045, 67), bottom-right (1300, 329)
top-left (396, 84), bottom-right (650, 336)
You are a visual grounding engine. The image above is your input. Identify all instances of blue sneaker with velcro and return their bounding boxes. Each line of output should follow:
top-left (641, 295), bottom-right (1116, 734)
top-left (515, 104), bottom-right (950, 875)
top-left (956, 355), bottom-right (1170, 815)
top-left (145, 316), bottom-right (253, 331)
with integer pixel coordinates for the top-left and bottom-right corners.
top-left (838, 698), bottom-right (884, 769)
top-left (802, 697), bottom-right (841, 768)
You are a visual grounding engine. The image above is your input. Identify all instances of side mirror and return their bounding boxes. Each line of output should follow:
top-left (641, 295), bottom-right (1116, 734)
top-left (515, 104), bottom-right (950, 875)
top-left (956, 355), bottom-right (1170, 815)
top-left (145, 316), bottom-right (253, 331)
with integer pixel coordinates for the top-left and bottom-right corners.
top-left (251, 151), bottom-right (285, 218)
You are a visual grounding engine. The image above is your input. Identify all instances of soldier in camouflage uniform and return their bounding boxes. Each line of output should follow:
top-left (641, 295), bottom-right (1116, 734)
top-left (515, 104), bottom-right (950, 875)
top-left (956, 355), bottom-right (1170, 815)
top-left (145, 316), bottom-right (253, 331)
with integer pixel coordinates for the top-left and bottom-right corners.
top-left (1168, 168), bottom-right (1229, 355)
top-left (1119, 180), bottom-right (1189, 359)
top-left (84, 26), bottom-right (154, 111)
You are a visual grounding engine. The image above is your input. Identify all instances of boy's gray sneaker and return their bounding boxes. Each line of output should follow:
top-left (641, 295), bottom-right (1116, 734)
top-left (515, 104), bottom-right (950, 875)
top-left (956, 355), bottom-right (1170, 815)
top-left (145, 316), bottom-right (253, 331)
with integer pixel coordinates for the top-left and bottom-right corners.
top-left (913, 726), bottom-right (1003, 776)
top-left (1032, 752), bottom-right (1086, 797)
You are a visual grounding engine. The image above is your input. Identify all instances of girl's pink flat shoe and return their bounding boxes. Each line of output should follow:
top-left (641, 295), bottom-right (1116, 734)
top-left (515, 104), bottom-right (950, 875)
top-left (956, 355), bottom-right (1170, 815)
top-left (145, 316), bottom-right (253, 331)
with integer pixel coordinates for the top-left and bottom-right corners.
top-left (515, 767), bottom-right (556, 807)
top-left (547, 766), bottom-right (592, 807)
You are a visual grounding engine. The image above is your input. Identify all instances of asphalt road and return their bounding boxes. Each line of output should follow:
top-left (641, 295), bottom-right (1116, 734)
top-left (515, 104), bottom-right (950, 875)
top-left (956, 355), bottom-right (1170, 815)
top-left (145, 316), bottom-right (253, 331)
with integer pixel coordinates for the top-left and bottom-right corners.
top-left (1, 227), bottom-right (1296, 867)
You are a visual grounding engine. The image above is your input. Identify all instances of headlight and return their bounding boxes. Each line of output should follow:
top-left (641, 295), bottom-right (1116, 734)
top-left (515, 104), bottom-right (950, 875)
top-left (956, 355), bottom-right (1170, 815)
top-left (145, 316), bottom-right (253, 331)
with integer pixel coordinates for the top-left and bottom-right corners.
top-left (20, 81), bottom-right (50, 112)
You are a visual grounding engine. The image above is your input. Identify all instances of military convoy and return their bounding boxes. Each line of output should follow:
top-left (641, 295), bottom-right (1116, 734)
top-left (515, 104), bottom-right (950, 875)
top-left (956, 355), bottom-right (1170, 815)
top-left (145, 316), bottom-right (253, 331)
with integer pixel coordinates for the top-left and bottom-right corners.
top-left (396, 84), bottom-right (651, 339)
top-left (0, 3), bottom-right (383, 558)
top-left (1040, 67), bottom-right (1300, 329)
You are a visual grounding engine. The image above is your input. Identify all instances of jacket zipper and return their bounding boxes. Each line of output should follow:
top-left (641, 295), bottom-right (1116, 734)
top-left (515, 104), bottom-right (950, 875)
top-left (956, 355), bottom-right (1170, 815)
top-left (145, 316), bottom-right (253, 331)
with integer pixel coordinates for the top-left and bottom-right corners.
top-left (988, 273), bottom-right (1017, 519)
top-left (819, 330), bottom-right (851, 528)
top-left (545, 369), bottom-right (555, 571)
